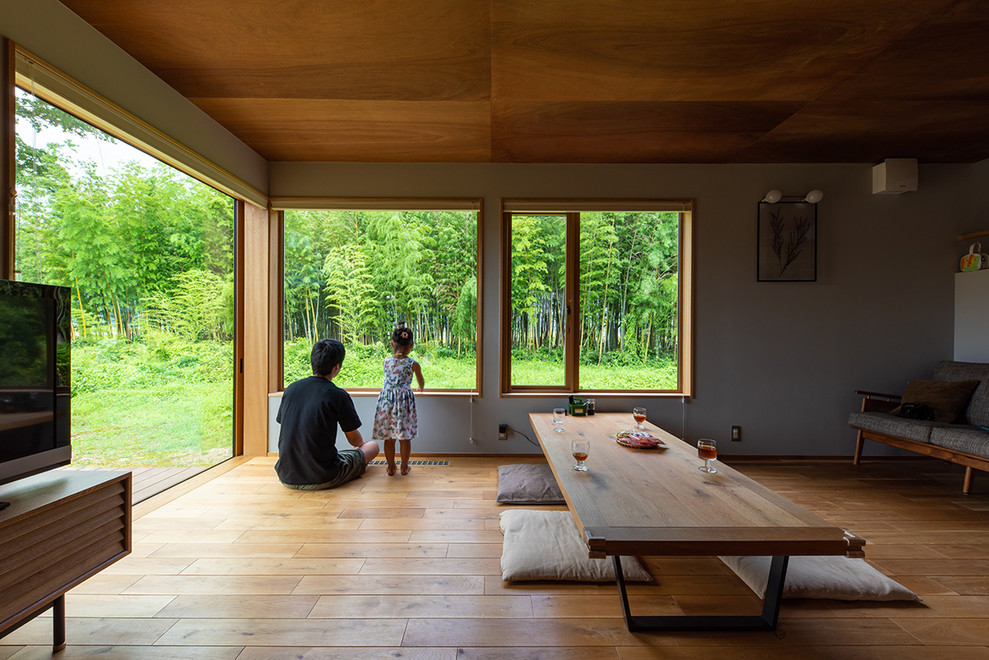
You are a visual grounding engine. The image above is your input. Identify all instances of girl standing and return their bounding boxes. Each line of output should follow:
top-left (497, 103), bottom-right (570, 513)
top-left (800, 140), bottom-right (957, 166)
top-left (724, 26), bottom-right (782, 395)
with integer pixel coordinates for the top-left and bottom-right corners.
top-left (372, 323), bottom-right (425, 475)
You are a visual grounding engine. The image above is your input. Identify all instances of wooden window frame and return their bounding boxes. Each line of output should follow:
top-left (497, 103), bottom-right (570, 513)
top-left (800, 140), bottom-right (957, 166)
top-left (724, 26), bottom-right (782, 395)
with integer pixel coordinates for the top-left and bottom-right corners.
top-left (273, 198), bottom-right (484, 396)
top-left (499, 199), bottom-right (693, 397)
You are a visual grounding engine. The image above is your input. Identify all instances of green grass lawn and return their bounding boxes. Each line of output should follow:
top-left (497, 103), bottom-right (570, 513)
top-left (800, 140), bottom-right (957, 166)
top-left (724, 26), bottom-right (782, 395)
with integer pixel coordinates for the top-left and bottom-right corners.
top-left (70, 337), bottom-right (234, 467)
top-left (284, 338), bottom-right (679, 390)
top-left (71, 382), bottom-right (233, 467)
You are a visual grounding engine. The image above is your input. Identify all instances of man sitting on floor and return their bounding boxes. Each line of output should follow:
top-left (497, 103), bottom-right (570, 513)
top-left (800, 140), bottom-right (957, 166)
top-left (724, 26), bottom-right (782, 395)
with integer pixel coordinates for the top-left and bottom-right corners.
top-left (275, 339), bottom-right (380, 489)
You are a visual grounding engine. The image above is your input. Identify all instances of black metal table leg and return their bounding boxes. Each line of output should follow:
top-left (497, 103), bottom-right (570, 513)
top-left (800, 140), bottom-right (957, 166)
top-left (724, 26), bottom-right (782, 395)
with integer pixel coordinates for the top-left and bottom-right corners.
top-left (614, 555), bottom-right (790, 632)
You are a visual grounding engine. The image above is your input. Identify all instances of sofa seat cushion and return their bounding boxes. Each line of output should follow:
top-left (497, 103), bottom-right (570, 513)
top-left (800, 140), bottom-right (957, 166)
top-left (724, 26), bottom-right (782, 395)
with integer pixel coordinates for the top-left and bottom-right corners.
top-left (929, 426), bottom-right (989, 459)
top-left (848, 411), bottom-right (940, 443)
top-left (933, 361), bottom-right (989, 428)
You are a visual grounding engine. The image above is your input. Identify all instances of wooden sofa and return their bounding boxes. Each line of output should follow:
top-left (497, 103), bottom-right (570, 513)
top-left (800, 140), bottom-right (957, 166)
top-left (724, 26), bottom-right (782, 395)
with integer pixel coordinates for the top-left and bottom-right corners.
top-left (849, 360), bottom-right (989, 494)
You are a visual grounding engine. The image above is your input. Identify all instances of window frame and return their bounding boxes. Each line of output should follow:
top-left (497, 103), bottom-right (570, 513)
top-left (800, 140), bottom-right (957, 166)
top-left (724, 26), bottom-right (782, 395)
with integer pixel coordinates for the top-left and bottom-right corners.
top-left (499, 199), bottom-right (693, 397)
top-left (272, 197), bottom-right (484, 396)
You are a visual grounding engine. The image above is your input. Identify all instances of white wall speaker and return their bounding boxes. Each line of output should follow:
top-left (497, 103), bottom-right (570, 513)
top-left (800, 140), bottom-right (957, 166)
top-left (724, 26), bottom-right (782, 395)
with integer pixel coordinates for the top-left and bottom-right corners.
top-left (872, 158), bottom-right (918, 194)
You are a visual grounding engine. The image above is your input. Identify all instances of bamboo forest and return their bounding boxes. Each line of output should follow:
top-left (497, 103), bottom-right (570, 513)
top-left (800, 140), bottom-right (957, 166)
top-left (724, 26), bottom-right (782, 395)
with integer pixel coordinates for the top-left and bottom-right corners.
top-left (282, 209), bottom-right (479, 389)
top-left (15, 89), bottom-right (234, 467)
top-left (507, 212), bottom-right (682, 390)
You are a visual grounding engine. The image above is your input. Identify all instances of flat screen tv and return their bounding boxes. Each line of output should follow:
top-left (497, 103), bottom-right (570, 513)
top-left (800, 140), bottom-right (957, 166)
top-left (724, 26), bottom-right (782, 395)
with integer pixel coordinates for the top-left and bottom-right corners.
top-left (0, 279), bottom-right (71, 493)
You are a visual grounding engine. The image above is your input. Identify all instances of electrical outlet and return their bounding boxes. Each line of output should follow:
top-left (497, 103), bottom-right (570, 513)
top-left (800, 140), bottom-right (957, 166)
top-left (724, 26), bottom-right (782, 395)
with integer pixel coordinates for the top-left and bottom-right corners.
top-left (731, 425), bottom-right (742, 442)
top-left (498, 424), bottom-right (508, 441)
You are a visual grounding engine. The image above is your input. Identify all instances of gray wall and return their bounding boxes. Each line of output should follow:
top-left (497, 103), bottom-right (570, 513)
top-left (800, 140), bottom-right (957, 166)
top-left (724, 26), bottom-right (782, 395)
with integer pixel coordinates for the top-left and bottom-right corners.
top-left (267, 162), bottom-right (977, 457)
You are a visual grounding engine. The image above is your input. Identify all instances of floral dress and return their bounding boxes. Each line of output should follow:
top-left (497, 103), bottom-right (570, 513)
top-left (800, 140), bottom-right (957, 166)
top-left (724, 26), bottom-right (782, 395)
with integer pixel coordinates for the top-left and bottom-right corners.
top-left (372, 356), bottom-right (418, 441)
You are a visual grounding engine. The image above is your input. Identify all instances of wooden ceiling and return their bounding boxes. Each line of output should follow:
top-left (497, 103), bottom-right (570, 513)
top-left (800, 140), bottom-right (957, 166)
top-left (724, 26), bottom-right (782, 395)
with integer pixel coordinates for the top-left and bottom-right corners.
top-left (60, 0), bottom-right (989, 164)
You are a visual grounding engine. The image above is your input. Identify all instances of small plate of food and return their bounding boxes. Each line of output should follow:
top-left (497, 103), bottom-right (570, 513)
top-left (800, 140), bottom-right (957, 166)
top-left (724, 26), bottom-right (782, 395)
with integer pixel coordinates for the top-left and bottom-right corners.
top-left (614, 430), bottom-right (667, 449)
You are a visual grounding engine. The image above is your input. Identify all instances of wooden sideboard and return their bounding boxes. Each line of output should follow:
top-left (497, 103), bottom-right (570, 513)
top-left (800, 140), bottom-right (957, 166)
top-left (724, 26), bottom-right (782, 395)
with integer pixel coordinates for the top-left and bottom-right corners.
top-left (0, 470), bottom-right (132, 651)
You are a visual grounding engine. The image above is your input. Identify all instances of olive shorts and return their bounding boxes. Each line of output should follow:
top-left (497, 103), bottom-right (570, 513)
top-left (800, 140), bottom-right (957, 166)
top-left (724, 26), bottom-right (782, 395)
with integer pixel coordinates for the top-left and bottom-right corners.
top-left (281, 449), bottom-right (367, 490)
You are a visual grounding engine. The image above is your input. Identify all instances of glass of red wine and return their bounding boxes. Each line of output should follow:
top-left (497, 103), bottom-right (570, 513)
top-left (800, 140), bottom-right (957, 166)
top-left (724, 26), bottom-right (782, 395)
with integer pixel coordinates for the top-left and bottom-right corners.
top-left (697, 439), bottom-right (717, 473)
top-left (571, 434), bottom-right (590, 472)
top-left (632, 407), bottom-right (647, 431)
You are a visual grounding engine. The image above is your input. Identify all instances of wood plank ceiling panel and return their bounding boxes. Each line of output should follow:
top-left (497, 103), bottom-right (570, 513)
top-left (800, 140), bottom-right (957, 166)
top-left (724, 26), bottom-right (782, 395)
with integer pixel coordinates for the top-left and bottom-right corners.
top-left (820, 0), bottom-right (989, 103)
top-left (192, 98), bottom-right (492, 163)
top-left (60, 0), bottom-right (491, 101)
top-left (739, 100), bottom-right (989, 163)
top-left (60, 0), bottom-right (492, 162)
top-left (491, 100), bottom-right (802, 163)
top-left (736, 0), bottom-right (989, 162)
top-left (57, 0), bottom-right (989, 163)
top-left (490, 0), bottom-right (948, 102)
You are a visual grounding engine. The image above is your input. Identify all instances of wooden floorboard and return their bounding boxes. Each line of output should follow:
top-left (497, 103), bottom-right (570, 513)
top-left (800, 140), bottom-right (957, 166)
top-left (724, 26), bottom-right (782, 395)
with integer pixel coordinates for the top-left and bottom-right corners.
top-left (4, 456), bottom-right (989, 657)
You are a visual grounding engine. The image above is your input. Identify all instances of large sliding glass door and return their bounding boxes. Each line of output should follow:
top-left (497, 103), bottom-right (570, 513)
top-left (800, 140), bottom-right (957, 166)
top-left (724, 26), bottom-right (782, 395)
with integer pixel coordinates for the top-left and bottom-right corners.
top-left (14, 86), bottom-right (236, 470)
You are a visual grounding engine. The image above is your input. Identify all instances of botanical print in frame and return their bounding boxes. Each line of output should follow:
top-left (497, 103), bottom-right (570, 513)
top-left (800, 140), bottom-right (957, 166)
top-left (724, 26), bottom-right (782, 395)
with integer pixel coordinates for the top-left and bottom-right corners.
top-left (757, 200), bottom-right (817, 282)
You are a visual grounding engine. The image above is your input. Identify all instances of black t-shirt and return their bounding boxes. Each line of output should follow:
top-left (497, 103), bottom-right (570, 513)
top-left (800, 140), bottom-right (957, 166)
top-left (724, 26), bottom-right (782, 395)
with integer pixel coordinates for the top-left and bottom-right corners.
top-left (275, 376), bottom-right (362, 486)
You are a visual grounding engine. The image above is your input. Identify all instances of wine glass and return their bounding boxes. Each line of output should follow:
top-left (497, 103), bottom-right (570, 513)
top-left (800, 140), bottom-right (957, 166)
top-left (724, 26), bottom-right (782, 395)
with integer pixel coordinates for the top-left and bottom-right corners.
top-left (571, 434), bottom-right (590, 471)
top-left (697, 439), bottom-right (717, 473)
top-left (553, 407), bottom-right (566, 433)
top-left (632, 407), bottom-right (647, 431)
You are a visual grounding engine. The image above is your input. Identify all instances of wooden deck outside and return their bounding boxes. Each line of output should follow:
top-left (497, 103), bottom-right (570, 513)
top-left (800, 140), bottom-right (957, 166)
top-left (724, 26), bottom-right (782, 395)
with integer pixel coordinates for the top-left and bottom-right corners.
top-left (3, 455), bottom-right (989, 658)
top-left (59, 465), bottom-right (213, 503)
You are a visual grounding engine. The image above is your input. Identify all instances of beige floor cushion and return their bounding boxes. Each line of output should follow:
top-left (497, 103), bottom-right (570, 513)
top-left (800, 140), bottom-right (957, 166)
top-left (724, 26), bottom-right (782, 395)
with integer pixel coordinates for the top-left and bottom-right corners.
top-left (496, 464), bottom-right (565, 504)
top-left (720, 555), bottom-right (920, 601)
top-left (500, 509), bottom-right (652, 582)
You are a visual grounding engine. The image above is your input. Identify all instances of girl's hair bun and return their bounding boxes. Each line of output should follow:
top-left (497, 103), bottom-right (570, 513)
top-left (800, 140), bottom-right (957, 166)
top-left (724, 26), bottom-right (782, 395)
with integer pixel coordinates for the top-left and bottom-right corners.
top-left (392, 322), bottom-right (413, 346)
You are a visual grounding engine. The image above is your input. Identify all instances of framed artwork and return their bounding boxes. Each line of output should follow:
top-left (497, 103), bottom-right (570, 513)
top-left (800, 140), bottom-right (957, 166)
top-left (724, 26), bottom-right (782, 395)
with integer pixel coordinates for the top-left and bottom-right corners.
top-left (757, 200), bottom-right (817, 282)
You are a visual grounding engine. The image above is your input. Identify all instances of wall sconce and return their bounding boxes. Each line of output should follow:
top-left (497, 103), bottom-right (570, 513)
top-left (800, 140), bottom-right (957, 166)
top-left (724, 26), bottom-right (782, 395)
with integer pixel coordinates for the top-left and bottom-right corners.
top-left (762, 189), bottom-right (824, 204)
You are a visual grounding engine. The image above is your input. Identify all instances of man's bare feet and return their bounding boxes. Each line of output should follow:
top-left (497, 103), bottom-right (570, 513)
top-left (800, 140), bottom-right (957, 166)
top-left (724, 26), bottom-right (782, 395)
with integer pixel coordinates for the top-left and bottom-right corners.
top-left (386, 463), bottom-right (396, 476)
top-left (400, 464), bottom-right (411, 475)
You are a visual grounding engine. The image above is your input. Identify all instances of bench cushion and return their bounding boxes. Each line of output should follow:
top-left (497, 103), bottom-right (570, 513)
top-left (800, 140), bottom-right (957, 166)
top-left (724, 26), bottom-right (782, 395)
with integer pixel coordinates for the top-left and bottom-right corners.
top-left (930, 426), bottom-right (989, 459)
top-left (499, 510), bottom-right (652, 582)
top-left (933, 361), bottom-right (989, 428)
top-left (496, 464), bottom-right (565, 504)
top-left (848, 411), bottom-right (940, 443)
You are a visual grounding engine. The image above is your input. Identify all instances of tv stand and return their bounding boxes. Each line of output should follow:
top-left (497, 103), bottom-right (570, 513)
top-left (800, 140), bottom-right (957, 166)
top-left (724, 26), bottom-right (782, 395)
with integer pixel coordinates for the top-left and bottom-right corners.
top-left (0, 470), bottom-right (131, 650)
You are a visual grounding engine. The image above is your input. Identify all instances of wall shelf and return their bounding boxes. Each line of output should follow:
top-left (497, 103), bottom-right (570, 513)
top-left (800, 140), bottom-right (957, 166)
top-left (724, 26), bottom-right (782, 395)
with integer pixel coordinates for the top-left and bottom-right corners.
top-left (957, 229), bottom-right (989, 241)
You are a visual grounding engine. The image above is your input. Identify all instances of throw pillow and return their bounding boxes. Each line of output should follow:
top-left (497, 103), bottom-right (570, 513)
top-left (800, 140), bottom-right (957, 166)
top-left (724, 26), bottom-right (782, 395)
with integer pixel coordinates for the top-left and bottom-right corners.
top-left (500, 510), bottom-right (652, 582)
top-left (496, 464), bottom-right (565, 504)
top-left (889, 379), bottom-right (980, 423)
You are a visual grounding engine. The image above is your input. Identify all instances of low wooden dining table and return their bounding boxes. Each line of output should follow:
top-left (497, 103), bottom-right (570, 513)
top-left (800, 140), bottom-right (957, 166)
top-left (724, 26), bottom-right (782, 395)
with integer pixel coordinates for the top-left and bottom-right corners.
top-left (529, 412), bottom-right (864, 632)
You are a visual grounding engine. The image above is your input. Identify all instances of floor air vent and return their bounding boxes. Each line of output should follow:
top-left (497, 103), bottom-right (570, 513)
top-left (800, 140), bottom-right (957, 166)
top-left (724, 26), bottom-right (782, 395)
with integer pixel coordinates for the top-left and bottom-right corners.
top-left (367, 460), bottom-right (450, 466)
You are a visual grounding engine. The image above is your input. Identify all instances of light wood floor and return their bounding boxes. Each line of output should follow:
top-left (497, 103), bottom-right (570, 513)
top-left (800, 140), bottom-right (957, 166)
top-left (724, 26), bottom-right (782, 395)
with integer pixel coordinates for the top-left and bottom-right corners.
top-left (3, 455), bottom-right (989, 659)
